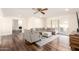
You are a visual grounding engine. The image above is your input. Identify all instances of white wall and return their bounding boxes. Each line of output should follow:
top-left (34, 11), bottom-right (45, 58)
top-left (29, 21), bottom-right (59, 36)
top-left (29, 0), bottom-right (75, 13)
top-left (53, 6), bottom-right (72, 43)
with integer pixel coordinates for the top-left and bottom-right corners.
top-left (23, 17), bottom-right (44, 30)
top-left (68, 14), bottom-right (78, 34)
top-left (0, 17), bottom-right (12, 36)
top-left (0, 9), bottom-right (12, 36)
top-left (0, 9), bottom-right (3, 16)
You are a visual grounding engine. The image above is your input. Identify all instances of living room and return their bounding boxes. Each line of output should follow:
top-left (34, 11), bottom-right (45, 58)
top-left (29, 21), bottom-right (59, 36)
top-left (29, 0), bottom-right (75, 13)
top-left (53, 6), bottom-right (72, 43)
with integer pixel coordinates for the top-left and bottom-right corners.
top-left (0, 8), bottom-right (79, 51)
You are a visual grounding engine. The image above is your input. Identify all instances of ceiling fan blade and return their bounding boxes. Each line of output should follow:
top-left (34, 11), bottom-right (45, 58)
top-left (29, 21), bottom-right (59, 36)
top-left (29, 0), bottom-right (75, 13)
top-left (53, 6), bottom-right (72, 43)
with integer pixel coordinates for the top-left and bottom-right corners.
top-left (33, 11), bottom-right (39, 14)
top-left (40, 11), bottom-right (45, 14)
top-left (32, 8), bottom-right (39, 14)
top-left (41, 8), bottom-right (48, 11)
top-left (32, 8), bottom-right (48, 15)
top-left (32, 8), bottom-right (39, 12)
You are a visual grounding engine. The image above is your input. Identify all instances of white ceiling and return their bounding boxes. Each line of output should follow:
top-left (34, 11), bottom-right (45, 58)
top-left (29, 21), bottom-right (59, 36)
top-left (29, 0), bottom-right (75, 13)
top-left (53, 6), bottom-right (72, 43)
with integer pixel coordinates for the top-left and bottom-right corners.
top-left (1, 8), bottom-right (79, 18)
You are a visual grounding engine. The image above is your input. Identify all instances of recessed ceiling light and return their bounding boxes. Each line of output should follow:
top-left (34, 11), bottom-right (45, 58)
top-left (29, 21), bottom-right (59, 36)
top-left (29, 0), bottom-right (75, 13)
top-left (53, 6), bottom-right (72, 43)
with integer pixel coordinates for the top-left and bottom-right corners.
top-left (65, 8), bottom-right (69, 11)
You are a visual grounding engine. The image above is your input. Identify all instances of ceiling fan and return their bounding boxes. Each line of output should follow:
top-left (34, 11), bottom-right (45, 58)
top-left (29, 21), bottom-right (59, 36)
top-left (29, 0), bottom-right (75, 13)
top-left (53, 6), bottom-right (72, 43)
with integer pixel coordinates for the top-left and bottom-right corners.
top-left (32, 8), bottom-right (48, 15)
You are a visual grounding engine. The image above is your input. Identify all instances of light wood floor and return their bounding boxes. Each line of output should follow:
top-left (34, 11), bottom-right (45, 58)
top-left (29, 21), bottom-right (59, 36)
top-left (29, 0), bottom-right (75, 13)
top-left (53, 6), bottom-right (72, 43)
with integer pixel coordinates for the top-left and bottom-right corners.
top-left (0, 33), bottom-right (71, 51)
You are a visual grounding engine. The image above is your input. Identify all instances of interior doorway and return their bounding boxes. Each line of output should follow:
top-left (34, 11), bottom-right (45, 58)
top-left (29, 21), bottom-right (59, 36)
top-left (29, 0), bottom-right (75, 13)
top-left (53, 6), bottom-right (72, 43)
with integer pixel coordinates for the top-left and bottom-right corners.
top-left (12, 19), bottom-right (19, 30)
top-left (12, 19), bottom-right (22, 33)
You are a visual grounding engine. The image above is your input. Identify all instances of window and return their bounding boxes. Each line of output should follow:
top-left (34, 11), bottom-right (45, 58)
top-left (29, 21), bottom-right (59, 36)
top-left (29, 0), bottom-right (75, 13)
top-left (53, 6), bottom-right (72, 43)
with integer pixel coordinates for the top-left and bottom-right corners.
top-left (51, 18), bottom-right (69, 35)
